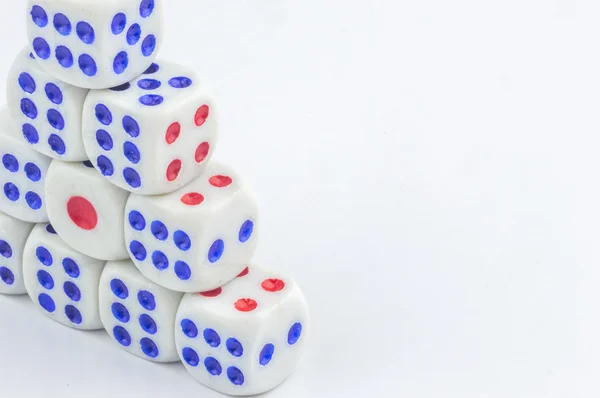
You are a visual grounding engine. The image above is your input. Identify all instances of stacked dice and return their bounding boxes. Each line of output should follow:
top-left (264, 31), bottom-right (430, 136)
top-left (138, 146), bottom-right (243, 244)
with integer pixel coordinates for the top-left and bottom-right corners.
top-left (0, 1), bottom-right (309, 396)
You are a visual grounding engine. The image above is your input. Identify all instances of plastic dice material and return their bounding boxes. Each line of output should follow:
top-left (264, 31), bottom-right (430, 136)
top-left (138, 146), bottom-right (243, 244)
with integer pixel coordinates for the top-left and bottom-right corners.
top-left (7, 46), bottom-right (89, 160)
top-left (0, 106), bottom-right (51, 223)
top-left (124, 161), bottom-right (258, 292)
top-left (82, 59), bottom-right (218, 195)
top-left (175, 264), bottom-right (309, 396)
top-left (0, 211), bottom-right (35, 295)
top-left (99, 259), bottom-right (183, 362)
top-left (23, 223), bottom-right (107, 330)
top-left (45, 160), bottom-right (130, 260)
top-left (26, 0), bottom-right (164, 89)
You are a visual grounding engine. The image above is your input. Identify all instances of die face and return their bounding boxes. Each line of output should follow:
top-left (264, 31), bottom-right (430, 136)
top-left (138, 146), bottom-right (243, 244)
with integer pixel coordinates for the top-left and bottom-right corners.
top-left (7, 47), bottom-right (89, 160)
top-left (124, 162), bottom-right (259, 292)
top-left (23, 223), bottom-right (106, 330)
top-left (26, 0), bottom-right (163, 89)
top-left (175, 265), bottom-right (310, 396)
top-left (98, 259), bottom-right (183, 362)
top-left (0, 107), bottom-right (51, 223)
top-left (45, 160), bottom-right (129, 260)
top-left (82, 59), bottom-right (219, 195)
top-left (0, 212), bottom-right (35, 295)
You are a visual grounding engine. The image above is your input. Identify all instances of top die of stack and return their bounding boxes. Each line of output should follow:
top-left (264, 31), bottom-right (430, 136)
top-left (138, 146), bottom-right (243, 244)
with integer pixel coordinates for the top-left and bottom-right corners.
top-left (26, 0), bottom-right (164, 89)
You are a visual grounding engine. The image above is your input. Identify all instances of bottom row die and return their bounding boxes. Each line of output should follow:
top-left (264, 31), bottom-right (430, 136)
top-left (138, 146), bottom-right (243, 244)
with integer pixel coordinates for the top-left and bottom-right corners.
top-left (0, 211), bottom-right (34, 295)
top-left (175, 264), bottom-right (309, 396)
top-left (99, 259), bottom-right (183, 363)
top-left (23, 223), bottom-right (106, 329)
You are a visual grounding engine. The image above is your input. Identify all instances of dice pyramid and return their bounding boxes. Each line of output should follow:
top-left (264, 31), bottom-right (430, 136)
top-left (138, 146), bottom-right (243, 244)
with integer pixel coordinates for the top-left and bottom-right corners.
top-left (0, 1), bottom-right (309, 396)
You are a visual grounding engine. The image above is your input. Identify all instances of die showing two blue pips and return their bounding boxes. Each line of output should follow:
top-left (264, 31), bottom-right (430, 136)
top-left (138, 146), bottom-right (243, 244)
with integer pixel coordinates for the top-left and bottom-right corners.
top-left (0, 239), bottom-right (16, 286)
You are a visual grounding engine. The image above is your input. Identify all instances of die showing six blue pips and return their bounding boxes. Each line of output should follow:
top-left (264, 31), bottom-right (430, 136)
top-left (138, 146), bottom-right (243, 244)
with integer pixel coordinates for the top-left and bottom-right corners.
top-left (25, 0), bottom-right (163, 89)
top-left (0, 1), bottom-right (309, 396)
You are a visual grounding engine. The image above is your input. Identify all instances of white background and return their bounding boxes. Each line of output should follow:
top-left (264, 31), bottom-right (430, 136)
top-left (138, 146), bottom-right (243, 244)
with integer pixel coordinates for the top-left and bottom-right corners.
top-left (1, 0), bottom-right (600, 397)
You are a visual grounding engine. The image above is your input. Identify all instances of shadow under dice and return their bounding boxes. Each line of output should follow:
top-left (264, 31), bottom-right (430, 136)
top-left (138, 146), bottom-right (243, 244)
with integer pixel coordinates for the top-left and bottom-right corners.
top-left (7, 47), bottom-right (88, 160)
top-left (26, 0), bottom-right (163, 89)
top-left (99, 259), bottom-right (183, 362)
top-left (124, 161), bottom-right (258, 293)
top-left (175, 264), bottom-right (310, 396)
top-left (82, 59), bottom-right (219, 195)
top-left (0, 106), bottom-right (51, 223)
top-left (23, 223), bottom-right (106, 330)
top-left (0, 212), bottom-right (35, 295)
top-left (45, 160), bottom-right (129, 260)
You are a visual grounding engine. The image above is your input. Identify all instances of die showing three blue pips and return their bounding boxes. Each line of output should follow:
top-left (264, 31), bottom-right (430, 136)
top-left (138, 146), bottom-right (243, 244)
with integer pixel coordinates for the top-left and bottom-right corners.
top-left (1, 1), bottom-right (310, 395)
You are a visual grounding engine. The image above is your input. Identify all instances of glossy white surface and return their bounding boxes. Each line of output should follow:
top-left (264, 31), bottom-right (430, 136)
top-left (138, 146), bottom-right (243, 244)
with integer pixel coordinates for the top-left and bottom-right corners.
top-left (25, 0), bottom-right (164, 89)
top-left (125, 161), bottom-right (258, 292)
top-left (0, 211), bottom-right (34, 295)
top-left (45, 160), bottom-right (130, 260)
top-left (98, 259), bottom-right (183, 362)
top-left (82, 59), bottom-right (219, 195)
top-left (23, 223), bottom-right (106, 330)
top-left (0, 106), bottom-right (51, 223)
top-left (6, 46), bottom-right (89, 160)
top-left (176, 264), bottom-right (309, 396)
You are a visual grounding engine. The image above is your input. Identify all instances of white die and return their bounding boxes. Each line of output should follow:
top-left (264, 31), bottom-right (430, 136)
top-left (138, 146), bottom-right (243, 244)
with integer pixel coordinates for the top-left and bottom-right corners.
top-left (25, 0), bottom-right (164, 89)
top-left (0, 211), bottom-right (35, 295)
top-left (98, 259), bottom-right (183, 362)
top-left (175, 264), bottom-right (310, 396)
top-left (45, 160), bottom-right (129, 260)
top-left (82, 59), bottom-right (219, 195)
top-left (124, 161), bottom-right (258, 292)
top-left (23, 223), bottom-right (106, 330)
top-left (6, 47), bottom-right (89, 160)
top-left (0, 106), bottom-right (51, 223)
